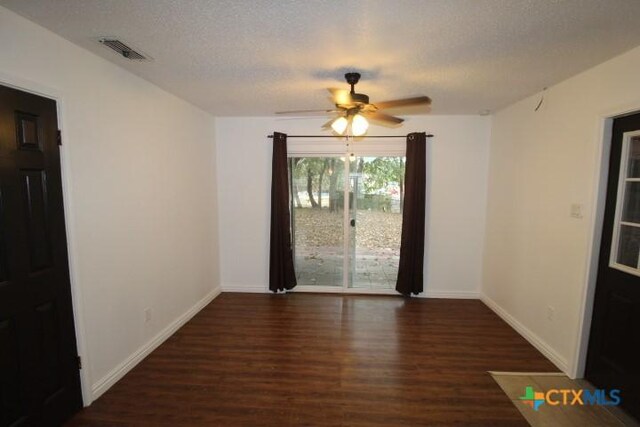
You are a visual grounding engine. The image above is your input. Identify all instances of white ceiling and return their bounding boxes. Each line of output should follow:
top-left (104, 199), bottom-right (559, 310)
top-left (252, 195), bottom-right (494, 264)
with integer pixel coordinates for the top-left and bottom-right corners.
top-left (3, 0), bottom-right (640, 116)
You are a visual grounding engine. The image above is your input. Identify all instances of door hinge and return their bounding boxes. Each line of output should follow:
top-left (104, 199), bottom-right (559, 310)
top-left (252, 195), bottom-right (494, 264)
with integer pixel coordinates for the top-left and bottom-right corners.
top-left (77, 355), bottom-right (82, 370)
top-left (57, 130), bottom-right (62, 146)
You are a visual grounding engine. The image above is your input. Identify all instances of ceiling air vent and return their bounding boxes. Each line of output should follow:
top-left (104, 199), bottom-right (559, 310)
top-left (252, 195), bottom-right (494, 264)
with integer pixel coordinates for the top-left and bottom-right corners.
top-left (98, 38), bottom-right (151, 61)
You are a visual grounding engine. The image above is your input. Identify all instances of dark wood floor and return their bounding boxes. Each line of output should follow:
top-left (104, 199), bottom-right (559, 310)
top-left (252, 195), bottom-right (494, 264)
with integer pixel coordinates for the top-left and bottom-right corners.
top-left (67, 293), bottom-right (558, 426)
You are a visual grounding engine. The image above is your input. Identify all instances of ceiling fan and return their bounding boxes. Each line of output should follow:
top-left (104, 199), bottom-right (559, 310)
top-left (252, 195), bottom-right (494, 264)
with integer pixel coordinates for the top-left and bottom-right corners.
top-left (275, 72), bottom-right (431, 136)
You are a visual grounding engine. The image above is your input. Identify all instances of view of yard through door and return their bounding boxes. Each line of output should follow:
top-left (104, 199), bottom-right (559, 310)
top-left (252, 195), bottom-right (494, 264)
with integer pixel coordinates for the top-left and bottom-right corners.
top-left (290, 155), bottom-right (405, 290)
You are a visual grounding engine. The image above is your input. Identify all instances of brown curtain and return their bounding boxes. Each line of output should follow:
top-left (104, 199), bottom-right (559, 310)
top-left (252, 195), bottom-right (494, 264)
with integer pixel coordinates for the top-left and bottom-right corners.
top-left (269, 132), bottom-right (297, 292)
top-left (396, 132), bottom-right (427, 296)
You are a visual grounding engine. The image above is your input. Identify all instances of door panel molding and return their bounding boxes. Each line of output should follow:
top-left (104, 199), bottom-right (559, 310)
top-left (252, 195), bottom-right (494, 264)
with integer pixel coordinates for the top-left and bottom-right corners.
top-left (15, 111), bottom-right (42, 152)
top-left (20, 169), bottom-right (52, 272)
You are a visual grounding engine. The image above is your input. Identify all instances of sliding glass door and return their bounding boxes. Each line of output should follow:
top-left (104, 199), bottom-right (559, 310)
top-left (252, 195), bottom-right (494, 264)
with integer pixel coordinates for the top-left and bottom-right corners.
top-left (290, 157), bottom-right (345, 288)
top-left (349, 156), bottom-right (404, 289)
top-left (290, 153), bottom-right (405, 292)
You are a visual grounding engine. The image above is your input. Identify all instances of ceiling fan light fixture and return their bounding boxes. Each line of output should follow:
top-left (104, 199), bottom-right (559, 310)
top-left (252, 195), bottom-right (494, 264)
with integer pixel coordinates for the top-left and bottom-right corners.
top-left (331, 116), bottom-right (348, 134)
top-left (275, 72), bottom-right (429, 132)
top-left (351, 114), bottom-right (369, 136)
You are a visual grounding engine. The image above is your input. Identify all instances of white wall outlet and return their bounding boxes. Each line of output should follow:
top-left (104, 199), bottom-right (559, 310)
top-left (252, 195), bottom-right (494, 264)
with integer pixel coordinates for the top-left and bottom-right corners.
top-left (570, 203), bottom-right (584, 219)
top-left (144, 308), bottom-right (152, 323)
top-left (546, 305), bottom-right (555, 321)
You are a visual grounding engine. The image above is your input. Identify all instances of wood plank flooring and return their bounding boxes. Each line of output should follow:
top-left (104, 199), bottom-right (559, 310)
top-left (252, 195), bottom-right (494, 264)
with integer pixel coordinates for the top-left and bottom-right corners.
top-left (67, 293), bottom-right (559, 426)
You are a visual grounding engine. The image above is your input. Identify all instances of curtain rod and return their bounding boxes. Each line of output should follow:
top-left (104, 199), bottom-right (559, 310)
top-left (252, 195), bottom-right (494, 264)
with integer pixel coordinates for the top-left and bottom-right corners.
top-left (267, 134), bottom-right (434, 139)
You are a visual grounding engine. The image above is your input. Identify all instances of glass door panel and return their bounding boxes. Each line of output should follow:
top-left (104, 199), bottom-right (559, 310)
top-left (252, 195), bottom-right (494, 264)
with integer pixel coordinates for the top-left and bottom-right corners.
top-left (349, 156), bottom-right (405, 289)
top-left (290, 157), bottom-right (345, 287)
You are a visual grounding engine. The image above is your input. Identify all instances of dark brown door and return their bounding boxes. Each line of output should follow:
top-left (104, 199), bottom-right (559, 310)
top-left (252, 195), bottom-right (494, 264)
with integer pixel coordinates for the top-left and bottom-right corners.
top-left (0, 85), bottom-right (82, 426)
top-left (586, 112), bottom-right (640, 420)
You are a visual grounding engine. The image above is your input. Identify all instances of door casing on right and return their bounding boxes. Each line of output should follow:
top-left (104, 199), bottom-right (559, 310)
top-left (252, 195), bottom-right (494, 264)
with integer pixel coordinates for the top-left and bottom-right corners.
top-left (586, 111), bottom-right (640, 420)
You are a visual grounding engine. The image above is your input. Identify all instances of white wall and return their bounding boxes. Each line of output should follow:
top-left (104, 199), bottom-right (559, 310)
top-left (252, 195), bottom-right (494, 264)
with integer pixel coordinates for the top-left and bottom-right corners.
top-left (0, 7), bottom-right (219, 402)
top-left (216, 115), bottom-right (491, 297)
top-left (482, 45), bottom-right (640, 375)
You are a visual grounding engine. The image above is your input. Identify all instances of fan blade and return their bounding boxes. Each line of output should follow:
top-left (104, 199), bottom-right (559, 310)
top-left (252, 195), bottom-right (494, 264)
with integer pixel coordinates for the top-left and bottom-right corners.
top-left (275, 109), bottom-right (338, 115)
top-left (373, 96), bottom-right (431, 110)
top-left (328, 88), bottom-right (352, 105)
top-left (321, 117), bottom-right (337, 129)
top-left (362, 111), bottom-right (404, 125)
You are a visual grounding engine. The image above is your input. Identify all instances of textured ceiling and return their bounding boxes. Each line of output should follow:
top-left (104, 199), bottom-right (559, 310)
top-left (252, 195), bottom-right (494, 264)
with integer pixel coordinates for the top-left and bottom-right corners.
top-left (3, 0), bottom-right (640, 115)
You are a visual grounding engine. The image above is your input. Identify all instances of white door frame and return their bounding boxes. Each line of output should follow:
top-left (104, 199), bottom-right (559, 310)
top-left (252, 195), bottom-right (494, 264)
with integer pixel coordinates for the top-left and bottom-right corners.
top-left (0, 71), bottom-right (92, 404)
top-left (573, 101), bottom-right (640, 379)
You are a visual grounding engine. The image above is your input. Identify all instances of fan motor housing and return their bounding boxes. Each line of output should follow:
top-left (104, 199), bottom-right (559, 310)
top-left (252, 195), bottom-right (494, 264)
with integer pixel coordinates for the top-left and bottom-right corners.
top-left (343, 73), bottom-right (369, 105)
top-left (345, 72), bottom-right (361, 85)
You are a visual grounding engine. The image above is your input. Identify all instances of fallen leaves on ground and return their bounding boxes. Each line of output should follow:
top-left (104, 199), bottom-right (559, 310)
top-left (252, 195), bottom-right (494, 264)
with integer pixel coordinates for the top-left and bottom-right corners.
top-left (293, 208), bottom-right (402, 250)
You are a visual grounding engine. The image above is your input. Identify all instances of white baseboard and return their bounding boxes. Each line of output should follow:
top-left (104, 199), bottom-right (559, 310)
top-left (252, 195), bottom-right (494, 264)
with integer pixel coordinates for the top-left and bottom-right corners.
top-left (221, 284), bottom-right (478, 299)
top-left (480, 293), bottom-right (569, 373)
top-left (221, 284), bottom-right (267, 293)
top-left (421, 289), bottom-right (479, 299)
top-left (90, 286), bottom-right (222, 401)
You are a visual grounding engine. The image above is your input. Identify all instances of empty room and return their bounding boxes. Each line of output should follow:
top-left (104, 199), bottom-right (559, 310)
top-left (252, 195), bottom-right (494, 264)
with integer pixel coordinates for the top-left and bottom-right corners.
top-left (1, 1), bottom-right (640, 426)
